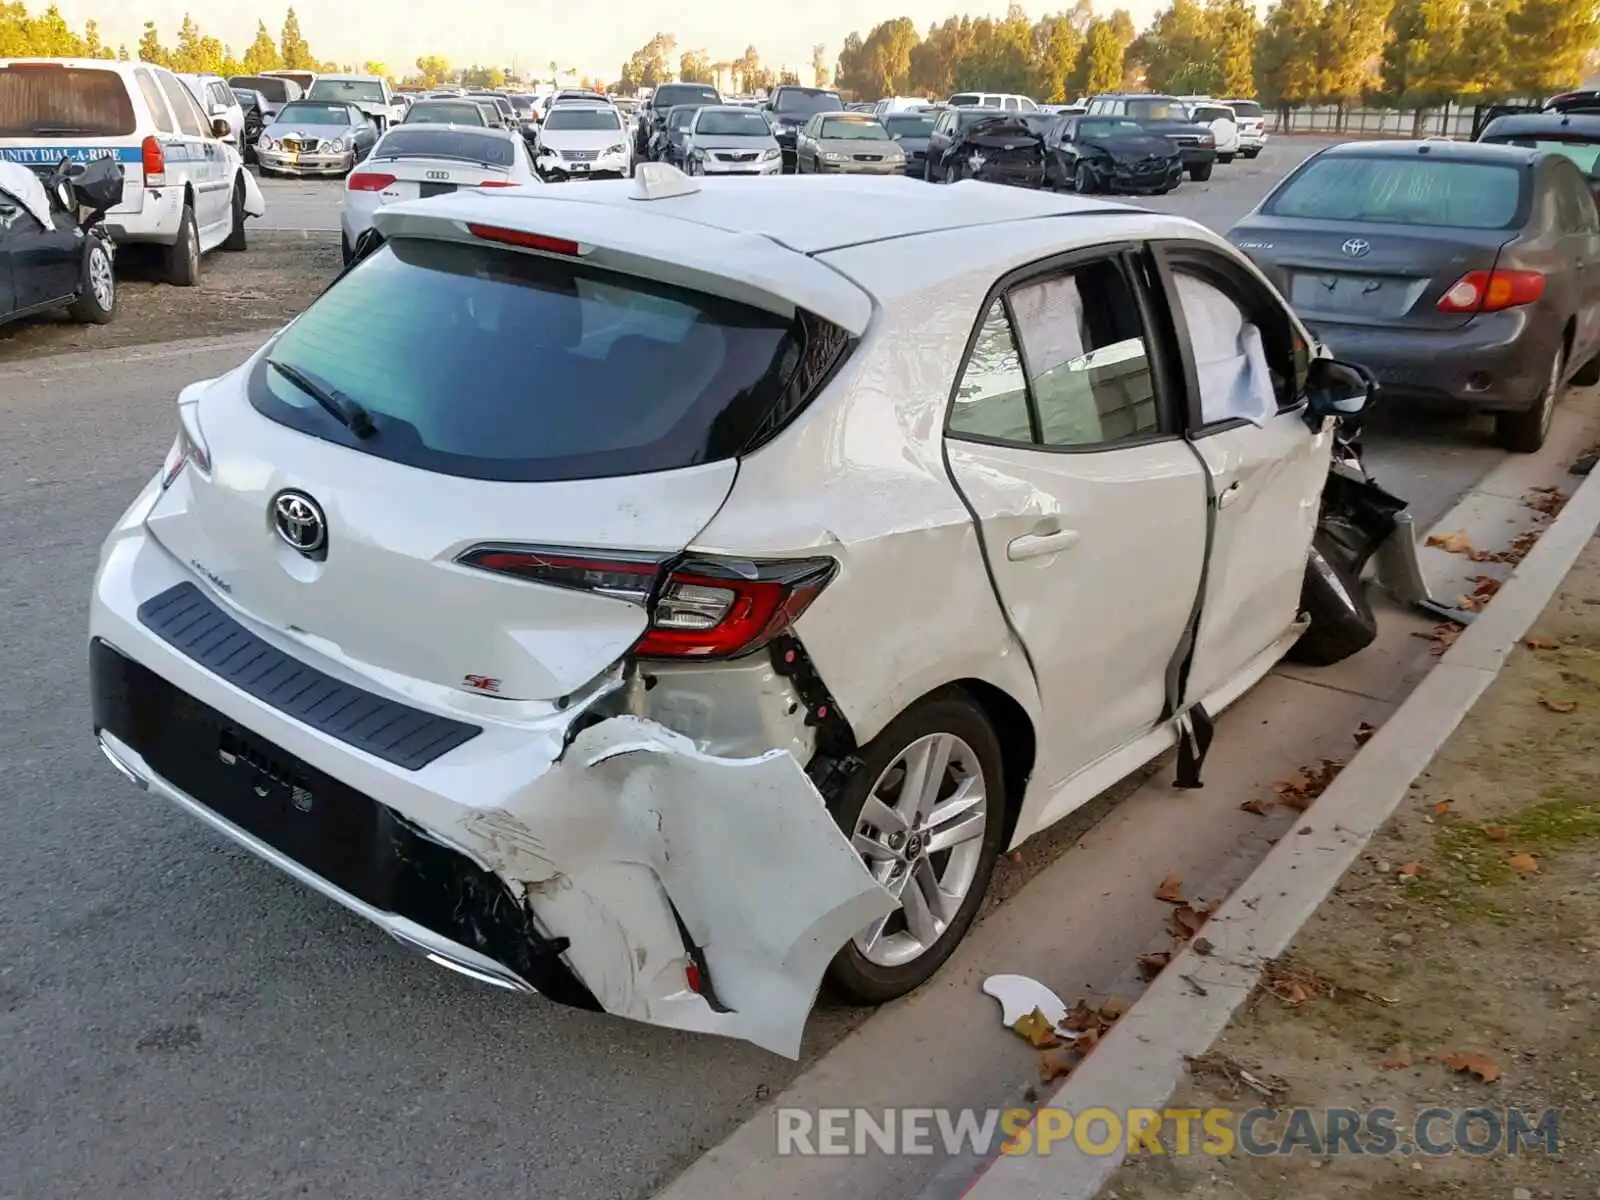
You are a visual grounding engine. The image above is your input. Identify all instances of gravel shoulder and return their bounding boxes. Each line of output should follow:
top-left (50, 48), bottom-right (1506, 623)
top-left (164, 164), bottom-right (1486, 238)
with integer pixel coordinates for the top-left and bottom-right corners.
top-left (1109, 534), bottom-right (1600, 1199)
top-left (0, 231), bottom-right (338, 362)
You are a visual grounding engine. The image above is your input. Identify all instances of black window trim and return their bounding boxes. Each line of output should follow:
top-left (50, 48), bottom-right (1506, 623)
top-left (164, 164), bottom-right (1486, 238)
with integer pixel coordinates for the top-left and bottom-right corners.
top-left (943, 241), bottom-right (1185, 456)
top-left (1146, 237), bottom-right (1311, 440)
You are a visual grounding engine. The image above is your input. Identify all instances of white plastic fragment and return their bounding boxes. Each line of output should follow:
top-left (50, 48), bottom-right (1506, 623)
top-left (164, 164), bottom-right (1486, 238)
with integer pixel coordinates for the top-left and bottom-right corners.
top-left (983, 973), bottom-right (1070, 1031)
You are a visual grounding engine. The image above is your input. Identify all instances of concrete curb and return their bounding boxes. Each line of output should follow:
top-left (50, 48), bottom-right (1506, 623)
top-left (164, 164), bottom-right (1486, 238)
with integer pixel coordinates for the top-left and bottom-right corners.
top-left (944, 460), bottom-right (1600, 1200)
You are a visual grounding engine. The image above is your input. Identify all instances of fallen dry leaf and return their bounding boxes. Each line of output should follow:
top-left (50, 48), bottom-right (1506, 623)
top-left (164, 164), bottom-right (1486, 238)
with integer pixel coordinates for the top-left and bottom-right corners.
top-left (1170, 904), bottom-right (1206, 940)
top-left (1378, 1044), bottom-right (1414, 1070)
top-left (1353, 721), bottom-right (1377, 746)
top-left (1527, 636), bottom-right (1559, 651)
top-left (1508, 852), bottom-right (1540, 874)
top-left (1075, 1027), bottom-right (1101, 1053)
top-left (1154, 874), bottom-right (1184, 904)
top-left (1432, 800), bottom-right (1453, 817)
top-left (1098, 997), bottom-right (1131, 1022)
top-left (1524, 486), bottom-right (1568, 518)
top-left (1270, 759), bottom-right (1345, 811)
top-left (1440, 1051), bottom-right (1502, 1083)
top-left (1059, 1001), bottom-right (1098, 1033)
top-left (1240, 796), bottom-right (1274, 816)
top-left (1415, 622), bottom-right (1465, 654)
top-left (1539, 697), bottom-right (1578, 714)
top-left (1426, 529), bottom-right (1473, 554)
top-left (1482, 825), bottom-right (1513, 842)
top-left (1457, 594), bottom-right (1483, 612)
top-left (1397, 861), bottom-right (1424, 878)
top-left (1038, 1047), bottom-right (1076, 1083)
top-left (1469, 575), bottom-right (1502, 601)
top-left (1011, 1008), bottom-right (1060, 1048)
top-left (1260, 959), bottom-right (1336, 1007)
top-left (1137, 951), bottom-right (1172, 980)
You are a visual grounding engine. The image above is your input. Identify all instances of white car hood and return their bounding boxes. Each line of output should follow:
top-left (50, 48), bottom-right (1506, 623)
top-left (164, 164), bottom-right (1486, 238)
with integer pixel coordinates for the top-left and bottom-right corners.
top-left (540, 128), bottom-right (627, 153)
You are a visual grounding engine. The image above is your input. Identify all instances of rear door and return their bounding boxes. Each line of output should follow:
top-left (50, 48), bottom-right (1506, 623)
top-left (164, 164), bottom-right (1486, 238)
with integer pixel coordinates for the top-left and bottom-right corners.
top-left (1548, 158), bottom-right (1600, 362)
top-left (1152, 241), bottom-right (1328, 705)
top-left (942, 247), bottom-right (1208, 798)
top-left (154, 68), bottom-right (228, 233)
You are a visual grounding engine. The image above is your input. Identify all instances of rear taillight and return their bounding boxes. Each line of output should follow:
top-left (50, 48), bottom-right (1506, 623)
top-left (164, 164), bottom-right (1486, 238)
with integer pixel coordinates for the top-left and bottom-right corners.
top-left (1437, 269), bottom-right (1545, 314)
top-left (141, 135), bottom-right (165, 186)
top-left (466, 225), bottom-right (585, 254)
top-left (476, 180), bottom-right (517, 187)
top-left (160, 407), bottom-right (211, 490)
top-left (347, 171), bottom-right (395, 191)
top-left (456, 547), bottom-right (837, 659)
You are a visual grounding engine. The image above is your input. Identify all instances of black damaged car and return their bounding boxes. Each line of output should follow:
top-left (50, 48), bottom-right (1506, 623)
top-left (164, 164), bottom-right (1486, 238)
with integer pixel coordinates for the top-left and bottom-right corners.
top-left (933, 113), bottom-right (1048, 187)
top-left (1045, 115), bottom-right (1183, 195)
top-left (0, 155), bottom-right (123, 330)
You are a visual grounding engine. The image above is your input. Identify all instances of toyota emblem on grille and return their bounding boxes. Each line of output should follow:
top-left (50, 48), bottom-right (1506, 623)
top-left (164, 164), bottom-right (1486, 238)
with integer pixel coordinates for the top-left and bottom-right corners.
top-left (1341, 238), bottom-right (1371, 258)
top-left (272, 489), bottom-right (327, 557)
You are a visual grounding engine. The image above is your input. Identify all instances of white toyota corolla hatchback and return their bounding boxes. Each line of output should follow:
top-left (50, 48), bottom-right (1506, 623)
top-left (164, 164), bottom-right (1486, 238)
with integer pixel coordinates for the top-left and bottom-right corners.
top-left (90, 166), bottom-right (1383, 1058)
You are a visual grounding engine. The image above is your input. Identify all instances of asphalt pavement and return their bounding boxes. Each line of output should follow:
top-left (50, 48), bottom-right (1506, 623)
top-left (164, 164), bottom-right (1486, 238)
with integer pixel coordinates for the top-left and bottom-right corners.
top-left (0, 141), bottom-right (1523, 1200)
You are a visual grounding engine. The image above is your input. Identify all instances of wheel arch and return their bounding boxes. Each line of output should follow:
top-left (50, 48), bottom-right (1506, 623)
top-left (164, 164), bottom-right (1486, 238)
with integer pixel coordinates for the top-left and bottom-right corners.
top-left (950, 677), bottom-right (1036, 849)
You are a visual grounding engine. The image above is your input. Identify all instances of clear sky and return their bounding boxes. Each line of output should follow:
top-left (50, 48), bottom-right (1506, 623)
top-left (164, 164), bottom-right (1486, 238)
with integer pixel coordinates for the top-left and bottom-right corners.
top-left (53, 0), bottom-right (1163, 81)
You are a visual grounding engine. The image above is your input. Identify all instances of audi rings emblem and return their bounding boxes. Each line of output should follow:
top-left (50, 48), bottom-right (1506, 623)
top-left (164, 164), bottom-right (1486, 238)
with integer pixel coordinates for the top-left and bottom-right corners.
top-left (272, 489), bottom-right (328, 558)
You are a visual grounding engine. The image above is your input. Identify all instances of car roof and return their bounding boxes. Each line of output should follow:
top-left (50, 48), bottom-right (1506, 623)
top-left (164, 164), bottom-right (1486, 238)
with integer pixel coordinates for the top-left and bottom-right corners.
top-left (1315, 138), bottom-right (1540, 164)
top-left (1482, 112), bottom-right (1600, 138)
top-left (315, 74), bottom-right (381, 83)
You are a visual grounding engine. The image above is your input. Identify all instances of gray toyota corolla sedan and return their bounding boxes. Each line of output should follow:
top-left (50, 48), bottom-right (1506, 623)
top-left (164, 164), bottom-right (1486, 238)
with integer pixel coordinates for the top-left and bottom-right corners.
top-left (1230, 139), bottom-right (1600, 452)
top-left (256, 100), bottom-right (379, 177)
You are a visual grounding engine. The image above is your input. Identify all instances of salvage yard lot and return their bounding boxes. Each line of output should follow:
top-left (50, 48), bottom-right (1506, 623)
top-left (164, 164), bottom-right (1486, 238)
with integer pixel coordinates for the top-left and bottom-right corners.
top-left (1, 141), bottom-right (1587, 1200)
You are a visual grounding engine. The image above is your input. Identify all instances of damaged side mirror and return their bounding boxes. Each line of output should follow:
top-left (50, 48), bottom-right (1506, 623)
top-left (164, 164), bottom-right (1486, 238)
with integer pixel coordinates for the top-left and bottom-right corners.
top-left (1305, 357), bottom-right (1376, 431)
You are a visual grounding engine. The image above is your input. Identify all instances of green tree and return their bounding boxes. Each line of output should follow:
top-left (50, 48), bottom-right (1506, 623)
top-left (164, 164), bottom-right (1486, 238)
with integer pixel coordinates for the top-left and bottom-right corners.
top-left (839, 16), bottom-right (920, 96)
top-left (1033, 13), bottom-right (1085, 102)
top-left (279, 7), bottom-right (312, 70)
top-left (734, 43), bottom-right (762, 92)
top-left (1208, 0), bottom-right (1259, 97)
top-left (1134, 0), bottom-right (1213, 92)
top-left (812, 42), bottom-right (830, 87)
top-left (908, 16), bottom-right (974, 97)
top-left (241, 20), bottom-right (280, 71)
top-left (462, 64), bottom-right (505, 88)
top-left (623, 32), bottom-right (675, 89)
top-left (1255, 0), bottom-right (1324, 107)
top-left (1317, 0), bottom-right (1394, 109)
top-left (361, 60), bottom-right (389, 81)
top-left (1381, 0), bottom-right (1467, 113)
top-left (1081, 18), bottom-right (1126, 91)
top-left (1508, 0), bottom-right (1600, 95)
top-left (779, 68), bottom-right (801, 85)
top-left (1456, 0), bottom-right (1512, 97)
top-left (136, 19), bottom-right (168, 65)
top-left (82, 17), bottom-right (112, 58)
top-left (30, 4), bottom-right (80, 55)
top-left (413, 54), bottom-right (451, 86)
top-left (679, 50), bottom-right (712, 83)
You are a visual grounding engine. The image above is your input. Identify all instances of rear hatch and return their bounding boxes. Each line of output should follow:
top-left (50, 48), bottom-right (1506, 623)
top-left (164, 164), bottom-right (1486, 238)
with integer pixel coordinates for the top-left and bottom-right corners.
top-left (1239, 151), bottom-right (1529, 330)
top-left (144, 205), bottom-right (869, 702)
top-left (352, 127), bottom-right (523, 202)
top-left (0, 61), bottom-right (145, 215)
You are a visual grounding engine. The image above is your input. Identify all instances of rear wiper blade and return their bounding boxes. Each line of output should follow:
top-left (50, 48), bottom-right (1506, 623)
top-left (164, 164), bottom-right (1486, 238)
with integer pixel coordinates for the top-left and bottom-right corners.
top-left (267, 358), bottom-right (377, 438)
top-left (26, 126), bottom-right (98, 135)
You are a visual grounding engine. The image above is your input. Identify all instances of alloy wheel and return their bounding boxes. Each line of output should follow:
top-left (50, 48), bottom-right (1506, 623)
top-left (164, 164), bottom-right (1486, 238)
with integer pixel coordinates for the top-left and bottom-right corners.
top-left (88, 245), bottom-right (114, 310)
top-left (185, 222), bottom-right (199, 279)
top-left (851, 732), bottom-right (988, 968)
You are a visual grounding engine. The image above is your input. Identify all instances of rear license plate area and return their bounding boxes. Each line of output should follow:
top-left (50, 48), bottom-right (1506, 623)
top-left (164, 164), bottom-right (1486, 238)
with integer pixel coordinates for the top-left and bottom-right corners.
top-left (419, 182), bottom-right (456, 198)
top-left (1290, 272), bottom-right (1419, 319)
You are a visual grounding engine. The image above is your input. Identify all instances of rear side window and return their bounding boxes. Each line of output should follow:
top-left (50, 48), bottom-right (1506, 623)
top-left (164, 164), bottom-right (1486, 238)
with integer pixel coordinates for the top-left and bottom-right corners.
top-left (249, 237), bottom-right (849, 482)
top-left (136, 69), bottom-right (175, 133)
top-left (1265, 155), bottom-right (1525, 229)
top-left (1229, 101), bottom-right (1263, 118)
top-left (156, 71), bottom-right (205, 136)
top-left (0, 65), bottom-right (137, 137)
top-left (1486, 135), bottom-right (1600, 175)
top-left (949, 93), bottom-right (981, 107)
top-left (373, 128), bottom-right (513, 165)
top-left (233, 76), bottom-right (292, 103)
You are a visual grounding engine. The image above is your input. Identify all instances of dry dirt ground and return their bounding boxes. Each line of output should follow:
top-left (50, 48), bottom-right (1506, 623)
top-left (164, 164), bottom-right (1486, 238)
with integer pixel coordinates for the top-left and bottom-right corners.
top-left (1108, 535), bottom-right (1600, 1200)
top-left (0, 232), bottom-right (339, 362)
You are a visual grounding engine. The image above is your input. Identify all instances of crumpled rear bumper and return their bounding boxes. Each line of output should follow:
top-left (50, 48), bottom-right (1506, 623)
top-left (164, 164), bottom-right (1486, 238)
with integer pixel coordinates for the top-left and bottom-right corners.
top-left (90, 493), bottom-right (894, 1059)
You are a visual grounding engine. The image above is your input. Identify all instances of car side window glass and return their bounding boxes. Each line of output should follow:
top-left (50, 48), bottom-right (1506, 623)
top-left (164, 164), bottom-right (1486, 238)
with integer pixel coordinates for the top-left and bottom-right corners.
top-left (1557, 167), bottom-right (1599, 234)
top-left (1008, 261), bottom-right (1160, 448)
top-left (949, 299), bottom-right (1033, 443)
top-left (1004, 97), bottom-right (1019, 110)
top-left (1169, 252), bottom-right (1306, 410)
top-left (1171, 270), bottom-right (1283, 426)
top-left (157, 71), bottom-right (206, 137)
top-left (136, 69), bottom-right (175, 134)
top-left (0, 187), bottom-right (39, 233)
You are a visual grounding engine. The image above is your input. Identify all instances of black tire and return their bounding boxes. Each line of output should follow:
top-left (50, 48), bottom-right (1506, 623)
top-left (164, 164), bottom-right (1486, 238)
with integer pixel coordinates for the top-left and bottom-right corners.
top-left (1497, 343), bottom-right (1564, 453)
top-left (1074, 162), bottom-right (1095, 193)
top-left (164, 204), bottom-right (201, 287)
top-left (823, 690), bottom-right (1008, 1005)
top-left (1286, 531), bottom-right (1379, 667)
top-left (67, 235), bottom-right (115, 324)
top-left (1188, 162), bottom-right (1213, 182)
top-left (341, 231), bottom-right (354, 266)
top-left (923, 158), bottom-right (934, 182)
top-left (221, 180), bottom-right (247, 252)
top-left (1218, 153), bottom-right (1235, 164)
top-left (1573, 352), bottom-right (1600, 386)
top-left (1245, 148), bottom-right (1261, 159)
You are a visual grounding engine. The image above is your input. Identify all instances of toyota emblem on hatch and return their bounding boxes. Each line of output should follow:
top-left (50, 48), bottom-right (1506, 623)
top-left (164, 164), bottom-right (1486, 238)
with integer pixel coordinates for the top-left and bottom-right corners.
top-left (272, 489), bottom-right (327, 558)
top-left (1341, 238), bottom-right (1371, 258)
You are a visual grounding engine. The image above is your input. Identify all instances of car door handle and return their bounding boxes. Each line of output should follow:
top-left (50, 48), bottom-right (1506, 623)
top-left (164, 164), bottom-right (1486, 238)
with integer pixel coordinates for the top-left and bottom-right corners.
top-left (1216, 481), bottom-right (1243, 509)
top-left (1007, 523), bottom-right (1080, 561)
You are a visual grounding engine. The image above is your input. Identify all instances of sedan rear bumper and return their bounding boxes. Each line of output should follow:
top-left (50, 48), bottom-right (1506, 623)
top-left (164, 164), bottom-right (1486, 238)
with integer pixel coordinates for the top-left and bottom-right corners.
top-left (1305, 309), bottom-right (1557, 412)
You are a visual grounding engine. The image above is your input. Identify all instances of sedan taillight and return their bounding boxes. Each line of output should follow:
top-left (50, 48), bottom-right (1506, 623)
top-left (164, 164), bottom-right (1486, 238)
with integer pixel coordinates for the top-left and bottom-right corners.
top-left (1437, 269), bottom-right (1545, 314)
top-left (346, 172), bottom-right (395, 191)
top-left (455, 547), bottom-right (837, 659)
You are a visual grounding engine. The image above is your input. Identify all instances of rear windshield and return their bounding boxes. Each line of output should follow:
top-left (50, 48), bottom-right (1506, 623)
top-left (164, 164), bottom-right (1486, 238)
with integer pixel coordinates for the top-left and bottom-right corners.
top-left (0, 65), bottom-right (136, 137)
top-left (1484, 135), bottom-right (1600, 174)
top-left (544, 107), bottom-right (621, 131)
top-left (508, 95), bottom-right (535, 113)
top-left (1265, 155), bottom-right (1525, 229)
top-left (1127, 97), bottom-right (1190, 121)
top-left (1229, 100), bottom-right (1263, 117)
top-left (654, 84), bottom-right (720, 110)
top-left (949, 93), bottom-right (983, 106)
top-left (958, 108), bottom-right (1005, 129)
top-left (372, 128), bottom-right (513, 165)
top-left (1193, 105), bottom-right (1232, 122)
top-left (250, 237), bottom-right (815, 483)
top-left (231, 76), bottom-right (293, 103)
top-left (885, 114), bottom-right (934, 136)
top-left (696, 109), bottom-right (771, 136)
top-left (821, 117), bottom-right (888, 139)
top-left (309, 78), bottom-right (385, 104)
top-left (274, 102), bottom-right (353, 125)
top-left (406, 102), bottom-right (484, 125)
top-left (774, 89), bottom-right (842, 116)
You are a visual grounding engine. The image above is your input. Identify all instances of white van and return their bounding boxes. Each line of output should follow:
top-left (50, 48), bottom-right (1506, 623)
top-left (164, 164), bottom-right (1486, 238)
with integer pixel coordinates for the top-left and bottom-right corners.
top-left (178, 72), bottom-right (246, 148)
top-left (872, 96), bottom-right (929, 119)
top-left (0, 58), bottom-right (265, 285)
top-left (947, 91), bottom-right (1038, 112)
